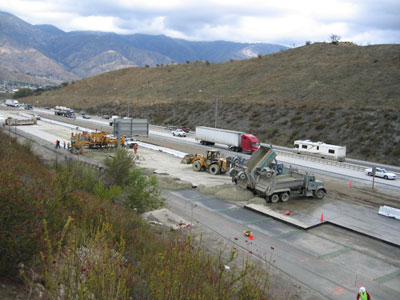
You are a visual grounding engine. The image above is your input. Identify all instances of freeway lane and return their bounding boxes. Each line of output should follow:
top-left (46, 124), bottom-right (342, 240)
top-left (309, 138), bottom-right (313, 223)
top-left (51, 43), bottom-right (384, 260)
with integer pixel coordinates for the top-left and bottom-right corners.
top-left (166, 190), bottom-right (400, 300)
top-left (6, 107), bottom-right (400, 192)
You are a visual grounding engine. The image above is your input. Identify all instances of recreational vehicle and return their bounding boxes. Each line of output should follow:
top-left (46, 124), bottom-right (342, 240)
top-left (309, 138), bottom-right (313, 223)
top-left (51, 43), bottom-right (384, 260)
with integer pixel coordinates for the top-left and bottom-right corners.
top-left (294, 140), bottom-right (346, 162)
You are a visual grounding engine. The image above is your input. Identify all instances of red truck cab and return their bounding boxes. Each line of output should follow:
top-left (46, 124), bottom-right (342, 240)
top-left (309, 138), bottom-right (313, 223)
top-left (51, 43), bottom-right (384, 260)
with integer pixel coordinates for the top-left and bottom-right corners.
top-left (241, 134), bottom-right (260, 154)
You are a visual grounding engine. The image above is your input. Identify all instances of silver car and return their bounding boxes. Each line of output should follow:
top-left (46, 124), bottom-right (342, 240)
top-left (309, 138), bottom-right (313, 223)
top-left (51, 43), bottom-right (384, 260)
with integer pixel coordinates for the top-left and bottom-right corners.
top-left (172, 129), bottom-right (186, 137)
top-left (364, 167), bottom-right (397, 180)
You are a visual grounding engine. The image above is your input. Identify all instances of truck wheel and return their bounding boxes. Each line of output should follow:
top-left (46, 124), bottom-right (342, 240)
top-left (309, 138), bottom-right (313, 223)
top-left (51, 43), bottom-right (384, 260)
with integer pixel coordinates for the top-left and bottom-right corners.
top-left (280, 192), bottom-right (290, 202)
top-left (209, 164), bottom-right (220, 175)
top-left (192, 161), bottom-right (202, 172)
top-left (314, 189), bottom-right (325, 199)
top-left (239, 173), bottom-right (246, 180)
top-left (367, 172), bottom-right (372, 176)
top-left (270, 194), bottom-right (280, 203)
top-left (233, 158), bottom-right (240, 167)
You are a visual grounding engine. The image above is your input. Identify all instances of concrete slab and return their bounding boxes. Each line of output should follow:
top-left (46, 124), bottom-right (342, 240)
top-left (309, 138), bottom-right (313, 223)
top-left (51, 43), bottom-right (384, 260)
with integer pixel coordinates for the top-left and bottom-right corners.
top-left (245, 197), bottom-right (400, 247)
top-left (277, 231), bottom-right (347, 257)
top-left (327, 251), bottom-right (400, 282)
top-left (246, 203), bottom-right (315, 228)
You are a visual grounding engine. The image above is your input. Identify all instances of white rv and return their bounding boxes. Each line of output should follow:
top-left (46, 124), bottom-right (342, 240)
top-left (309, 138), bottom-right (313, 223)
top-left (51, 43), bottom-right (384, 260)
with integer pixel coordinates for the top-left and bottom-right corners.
top-left (293, 140), bottom-right (346, 162)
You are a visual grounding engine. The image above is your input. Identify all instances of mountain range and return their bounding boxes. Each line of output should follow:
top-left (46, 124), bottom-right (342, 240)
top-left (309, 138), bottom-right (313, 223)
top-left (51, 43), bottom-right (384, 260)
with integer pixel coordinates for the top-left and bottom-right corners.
top-left (0, 11), bottom-right (288, 86)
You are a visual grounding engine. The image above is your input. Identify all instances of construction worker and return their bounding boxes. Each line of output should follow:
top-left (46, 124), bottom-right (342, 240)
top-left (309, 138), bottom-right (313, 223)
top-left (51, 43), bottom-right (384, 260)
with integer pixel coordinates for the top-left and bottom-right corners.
top-left (63, 141), bottom-right (66, 149)
top-left (55, 140), bottom-right (60, 149)
top-left (133, 143), bottom-right (138, 154)
top-left (356, 286), bottom-right (371, 300)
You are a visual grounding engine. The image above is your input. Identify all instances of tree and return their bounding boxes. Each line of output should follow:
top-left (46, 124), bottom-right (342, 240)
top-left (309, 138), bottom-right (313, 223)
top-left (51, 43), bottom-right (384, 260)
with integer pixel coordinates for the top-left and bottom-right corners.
top-left (124, 169), bottom-right (163, 213)
top-left (13, 88), bottom-right (32, 99)
top-left (103, 149), bottom-right (134, 187)
top-left (330, 34), bottom-right (341, 44)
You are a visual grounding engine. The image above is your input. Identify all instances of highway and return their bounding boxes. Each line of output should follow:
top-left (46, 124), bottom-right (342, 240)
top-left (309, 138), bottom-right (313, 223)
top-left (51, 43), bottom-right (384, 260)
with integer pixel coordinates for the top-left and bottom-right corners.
top-left (16, 106), bottom-right (400, 192)
top-left (2, 106), bottom-right (400, 300)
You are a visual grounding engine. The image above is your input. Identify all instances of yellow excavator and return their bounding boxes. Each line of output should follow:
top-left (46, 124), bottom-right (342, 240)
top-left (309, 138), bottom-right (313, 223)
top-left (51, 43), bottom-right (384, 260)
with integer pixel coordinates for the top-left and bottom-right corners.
top-left (182, 149), bottom-right (229, 175)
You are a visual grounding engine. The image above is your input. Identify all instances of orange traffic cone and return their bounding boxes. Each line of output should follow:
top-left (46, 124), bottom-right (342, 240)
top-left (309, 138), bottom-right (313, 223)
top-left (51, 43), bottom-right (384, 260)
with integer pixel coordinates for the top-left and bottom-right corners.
top-left (320, 212), bottom-right (324, 222)
top-left (284, 211), bottom-right (291, 216)
top-left (249, 235), bottom-right (254, 240)
top-left (349, 181), bottom-right (352, 187)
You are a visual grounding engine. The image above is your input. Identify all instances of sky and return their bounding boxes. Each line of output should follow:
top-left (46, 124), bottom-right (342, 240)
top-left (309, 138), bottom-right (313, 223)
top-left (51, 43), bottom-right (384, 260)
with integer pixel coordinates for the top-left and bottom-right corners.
top-left (1, 0), bottom-right (399, 46)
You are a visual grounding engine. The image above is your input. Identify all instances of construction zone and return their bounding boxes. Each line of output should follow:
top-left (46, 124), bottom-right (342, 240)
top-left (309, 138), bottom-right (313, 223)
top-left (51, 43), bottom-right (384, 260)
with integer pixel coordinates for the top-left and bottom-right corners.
top-left (69, 131), bottom-right (125, 153)
top-left (2, 106), bottom-right (400, 300)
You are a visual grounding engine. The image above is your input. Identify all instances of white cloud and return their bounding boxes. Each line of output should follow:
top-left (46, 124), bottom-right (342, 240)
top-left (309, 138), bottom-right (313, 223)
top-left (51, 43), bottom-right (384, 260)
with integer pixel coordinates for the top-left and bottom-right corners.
top-left (0, 0), bottom-right (399, 45)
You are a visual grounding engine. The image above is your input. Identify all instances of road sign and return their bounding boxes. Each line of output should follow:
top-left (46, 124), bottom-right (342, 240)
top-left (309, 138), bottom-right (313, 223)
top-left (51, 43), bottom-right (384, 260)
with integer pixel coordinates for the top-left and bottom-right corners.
top-left (113, 118), bottom-right (149, 148)
top-left (113, 118), bottom-right (149, 137)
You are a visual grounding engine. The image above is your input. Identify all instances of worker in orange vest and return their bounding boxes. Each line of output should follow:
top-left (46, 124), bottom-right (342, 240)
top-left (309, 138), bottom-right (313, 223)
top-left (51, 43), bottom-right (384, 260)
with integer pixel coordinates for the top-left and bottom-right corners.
top-left (133, 143), bottom-right (138, 154)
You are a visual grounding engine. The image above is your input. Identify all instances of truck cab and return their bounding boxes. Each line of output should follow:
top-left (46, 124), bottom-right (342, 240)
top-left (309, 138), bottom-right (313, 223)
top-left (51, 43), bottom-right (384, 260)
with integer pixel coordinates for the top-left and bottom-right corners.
top-left (241, 134), bottom-right (260, 154)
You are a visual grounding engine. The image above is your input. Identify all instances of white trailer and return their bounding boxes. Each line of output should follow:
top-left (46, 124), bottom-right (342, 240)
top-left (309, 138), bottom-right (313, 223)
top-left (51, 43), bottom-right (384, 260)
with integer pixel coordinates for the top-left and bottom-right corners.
top-left (5, 99), bottom-right (19, 107)
top-left (293, 140), bottom-right (346, 162)
top-left (195, 126), bottom-right (260, 154)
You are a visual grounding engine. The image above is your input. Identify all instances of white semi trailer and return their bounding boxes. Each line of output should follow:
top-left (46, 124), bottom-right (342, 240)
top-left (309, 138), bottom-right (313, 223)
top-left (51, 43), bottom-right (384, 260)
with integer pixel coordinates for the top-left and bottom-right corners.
top-left (5, 99), bottom-right (19, 107)
top-left (195, 126), bottom-right (260, 154)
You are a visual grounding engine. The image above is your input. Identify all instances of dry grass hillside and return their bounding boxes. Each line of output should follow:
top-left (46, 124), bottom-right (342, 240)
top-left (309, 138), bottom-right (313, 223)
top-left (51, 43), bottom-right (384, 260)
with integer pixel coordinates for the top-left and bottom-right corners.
top-left (25, 42), bottom-right (400, 165)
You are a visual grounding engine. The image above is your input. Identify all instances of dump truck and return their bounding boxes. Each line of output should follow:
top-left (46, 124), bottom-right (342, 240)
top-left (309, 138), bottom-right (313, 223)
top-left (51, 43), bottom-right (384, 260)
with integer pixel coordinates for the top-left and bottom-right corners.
top-left (230, 146), bottom-right (326, 202)
top-left (195, 126), bottom-right (260, 154)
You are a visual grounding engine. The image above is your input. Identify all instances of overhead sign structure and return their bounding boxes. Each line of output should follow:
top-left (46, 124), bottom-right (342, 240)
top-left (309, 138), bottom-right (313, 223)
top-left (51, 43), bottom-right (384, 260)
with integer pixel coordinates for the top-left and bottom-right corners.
top-left (113, 118), bottom-right (149, 148)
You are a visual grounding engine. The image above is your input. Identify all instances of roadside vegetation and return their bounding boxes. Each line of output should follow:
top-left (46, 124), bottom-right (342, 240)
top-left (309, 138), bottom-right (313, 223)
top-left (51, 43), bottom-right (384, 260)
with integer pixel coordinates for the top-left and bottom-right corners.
top-left (0, 131), bottom-right (280, 299)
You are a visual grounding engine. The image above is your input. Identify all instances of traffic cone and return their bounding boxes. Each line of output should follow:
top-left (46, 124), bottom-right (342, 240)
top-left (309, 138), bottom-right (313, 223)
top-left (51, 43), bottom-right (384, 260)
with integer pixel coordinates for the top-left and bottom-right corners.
top-left (349, 181), bottom-right (352, 187)
top-left (284, 211), bottom-right (291, 216)
top-left (249, 234), bottom-right (254, 240)
top-left (320, 212), bottom-right (324, 222)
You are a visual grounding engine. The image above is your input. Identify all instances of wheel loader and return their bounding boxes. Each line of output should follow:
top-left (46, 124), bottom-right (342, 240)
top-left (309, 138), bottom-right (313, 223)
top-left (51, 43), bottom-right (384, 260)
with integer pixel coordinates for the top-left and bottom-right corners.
top-left (182, 149), bottom-right (230, 175)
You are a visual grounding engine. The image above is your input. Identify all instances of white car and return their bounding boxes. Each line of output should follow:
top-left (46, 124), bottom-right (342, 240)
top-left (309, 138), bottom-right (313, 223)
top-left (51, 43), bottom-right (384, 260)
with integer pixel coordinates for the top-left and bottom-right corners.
top-left (172, 129), bottom-right (186, 137)
top-left (125, 137), bottom-right (138, 148)
top-left (364, 167), bottom-right (397, 180)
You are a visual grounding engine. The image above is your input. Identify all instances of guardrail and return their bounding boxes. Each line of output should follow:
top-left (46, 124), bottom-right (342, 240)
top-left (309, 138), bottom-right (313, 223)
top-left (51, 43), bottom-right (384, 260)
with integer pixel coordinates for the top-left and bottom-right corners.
top-left (276, 150), bottom-right (366, 172)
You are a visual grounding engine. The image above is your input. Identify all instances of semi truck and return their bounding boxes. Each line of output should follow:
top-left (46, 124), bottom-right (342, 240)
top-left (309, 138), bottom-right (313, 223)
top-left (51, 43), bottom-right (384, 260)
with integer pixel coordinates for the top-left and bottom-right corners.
top-left (5, 99), bottom-right (19, 107)
top-left (5, 117), bottom-right (37, 126)
top-left (54, 106), bottom-right (75, 118)
top-left (195, 126), bottom-right (260, 154)
top-left (230, 146), bottom-right (326, 202)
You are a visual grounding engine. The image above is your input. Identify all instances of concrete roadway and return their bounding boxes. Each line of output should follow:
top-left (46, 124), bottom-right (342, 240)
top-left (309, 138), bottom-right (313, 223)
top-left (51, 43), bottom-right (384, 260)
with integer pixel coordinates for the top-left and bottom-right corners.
top-left (167, 189), bottom-right (400, 300)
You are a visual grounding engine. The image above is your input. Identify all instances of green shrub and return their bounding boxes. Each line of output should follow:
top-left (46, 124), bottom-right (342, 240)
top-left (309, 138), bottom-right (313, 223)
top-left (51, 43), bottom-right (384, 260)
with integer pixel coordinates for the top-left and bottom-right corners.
top-left (103, 149), bottom-right (134, 186)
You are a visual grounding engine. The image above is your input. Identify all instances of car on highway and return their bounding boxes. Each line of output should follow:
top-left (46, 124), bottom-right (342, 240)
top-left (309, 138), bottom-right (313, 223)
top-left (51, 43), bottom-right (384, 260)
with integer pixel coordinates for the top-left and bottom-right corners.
top-left (364, 167), bottom-right (397, 180)
top-left (125, 137), bottom-right (138, 148)
top-left (165, 125), bottom-right (177, 131)
top-left (172, 129), bottom-right (186, 137)
top-left (178, 126), bottom-right (190, 133)
top-left (82, 114), bottom-right (91, 119)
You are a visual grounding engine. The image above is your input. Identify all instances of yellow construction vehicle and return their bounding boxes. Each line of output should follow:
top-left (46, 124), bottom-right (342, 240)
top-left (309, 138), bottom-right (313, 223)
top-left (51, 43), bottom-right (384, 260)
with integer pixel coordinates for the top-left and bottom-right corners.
top-left (70, 132), bottom-right (125, 153)
top-left (183, 149), bottom-right (229, 175)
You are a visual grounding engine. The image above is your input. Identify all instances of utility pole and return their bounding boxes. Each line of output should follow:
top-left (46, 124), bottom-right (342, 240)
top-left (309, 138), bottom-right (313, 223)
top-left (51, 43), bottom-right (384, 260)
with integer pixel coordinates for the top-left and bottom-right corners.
top-left (199, 89), bottom-right (219, 128)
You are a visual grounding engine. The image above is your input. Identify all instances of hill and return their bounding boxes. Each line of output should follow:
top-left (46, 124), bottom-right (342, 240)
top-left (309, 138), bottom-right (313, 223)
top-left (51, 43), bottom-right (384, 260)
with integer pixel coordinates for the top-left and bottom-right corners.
top-left (25, 42), bottom-right (400, 165)
top-left (0, 11), bottom-right (287, 86)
